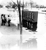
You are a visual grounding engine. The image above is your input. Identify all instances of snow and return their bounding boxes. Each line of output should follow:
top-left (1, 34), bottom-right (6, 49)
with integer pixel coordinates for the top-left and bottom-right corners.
top-left (0, 32), bottom-right (3, 38)
top-left (34, 12), bottom-right (46, 50)
top-left (10, 44), bottom-right (20, 50)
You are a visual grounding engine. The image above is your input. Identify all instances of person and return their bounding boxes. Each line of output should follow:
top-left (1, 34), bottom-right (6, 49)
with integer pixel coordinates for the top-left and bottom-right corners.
top-left (7, 15), bottom-right (11, 26)
top-left (1, 14), bottom-right (7, 26)
top-left (1, 14), bottom-right (4, 25)
top-left (4, 14), bottom-right (7, 25)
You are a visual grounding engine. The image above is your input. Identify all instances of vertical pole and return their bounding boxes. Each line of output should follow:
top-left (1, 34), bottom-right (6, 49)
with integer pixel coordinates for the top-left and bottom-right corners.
top-left (18, 2), bottom-right (22, 50)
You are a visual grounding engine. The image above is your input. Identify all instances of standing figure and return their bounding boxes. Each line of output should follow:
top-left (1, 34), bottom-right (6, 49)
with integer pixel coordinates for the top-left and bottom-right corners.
top-left (8, 15), bottom-right (11, 26)
top-left (4, 14), bottom-right (7, 25)
top-left (1, 14), bottom-right (4, 25)
top-left (1, 14), bottom-right (6, 26)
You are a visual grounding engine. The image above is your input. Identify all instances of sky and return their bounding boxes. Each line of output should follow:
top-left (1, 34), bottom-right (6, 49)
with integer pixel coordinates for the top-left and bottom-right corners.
top-left (33, 0), bottom-right (46, 6)
top-left (0, 0), bottom-right (46, 6)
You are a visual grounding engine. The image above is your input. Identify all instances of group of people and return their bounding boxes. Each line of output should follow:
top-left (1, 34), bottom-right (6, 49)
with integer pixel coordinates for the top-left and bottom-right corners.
top-left (1, 14), bottom-right (11, 26)
top-left (1, 44), bottom-right (11, 50)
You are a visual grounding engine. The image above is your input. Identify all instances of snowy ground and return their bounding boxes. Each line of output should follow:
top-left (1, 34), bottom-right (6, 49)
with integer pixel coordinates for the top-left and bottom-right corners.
top-left (0, 10), bottom-right (46, 50)
top-left (0, 21), bottom-right (37, 50)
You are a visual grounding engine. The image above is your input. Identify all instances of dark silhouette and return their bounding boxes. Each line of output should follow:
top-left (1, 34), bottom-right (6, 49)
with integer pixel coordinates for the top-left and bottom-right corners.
top-left (8, 15), bottom-right (11, 26)
top-left (32, 22), bottom-right (37, 31)
top-left (1, 14), bottom-right (7, 26)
